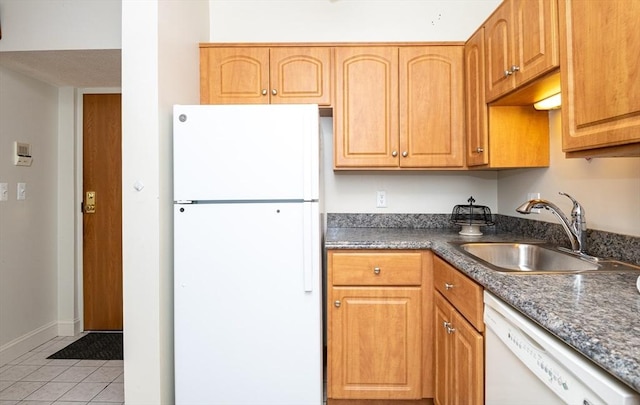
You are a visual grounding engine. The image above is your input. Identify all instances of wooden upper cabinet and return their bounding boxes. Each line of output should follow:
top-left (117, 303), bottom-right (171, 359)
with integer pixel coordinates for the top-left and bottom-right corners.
top-left (200, 47), bottom-right (269, 104)
top-left (200, 46), bottom-right (331, 105)
top-left (558, 0), bottom-right (640, 155)
top-left (485, 0), bottom-right (559, 102)
top-left (464, 28), bottom-right (489, 167)
top-left (269, 47), bottom-right (332, 105)
top-left (399, 46), bottom-right (464, 168)
top-left (334, 45), bottom-right (464, 169)
top-left (334, 47), bottom-right (399, 168)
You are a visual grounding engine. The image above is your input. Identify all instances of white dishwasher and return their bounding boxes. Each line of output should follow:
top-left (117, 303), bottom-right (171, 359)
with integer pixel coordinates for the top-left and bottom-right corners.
top-left (484, 291), bottom-right (640, 405)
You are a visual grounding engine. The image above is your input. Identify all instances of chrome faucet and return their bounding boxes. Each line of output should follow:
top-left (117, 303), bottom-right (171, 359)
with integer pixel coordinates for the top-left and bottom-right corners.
top-left (516, 192), bottom-right (587, 255)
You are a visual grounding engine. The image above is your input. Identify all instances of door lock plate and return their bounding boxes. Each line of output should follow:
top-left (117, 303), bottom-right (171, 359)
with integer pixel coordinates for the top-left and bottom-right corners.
top-left (85, 191), bottom-right (96, 213)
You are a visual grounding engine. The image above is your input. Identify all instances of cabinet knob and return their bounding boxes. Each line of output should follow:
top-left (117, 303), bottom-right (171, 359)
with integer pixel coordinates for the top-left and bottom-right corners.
top-left (445, 283), bottom-right (454, 290)
top-left (272, 89), bottom-right (278, 96)
top-left (444, 322), bottom-right (456, 334)
top-left (510, 65), bottom-right (520, 73)
top-left (402, 151), bottom-right (408, 157)
top-left (392, 150), bottom-right (398, 157)
top-left (334, 300), bottom-right (341, 308)
top-left (504, 69), bottom-right (513, 77)
top-left (373, 267), bottom-right (381, 275)
top-left (476, 147), bottom-right (484, 153)
top-left (261, 89), bottom-right (268, 96)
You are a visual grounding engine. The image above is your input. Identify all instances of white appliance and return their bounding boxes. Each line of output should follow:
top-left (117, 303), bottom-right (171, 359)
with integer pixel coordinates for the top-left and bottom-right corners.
top-left (173, 104), bottom-right (322, 405)
top-left (484, 291), bottom-right (640, 405)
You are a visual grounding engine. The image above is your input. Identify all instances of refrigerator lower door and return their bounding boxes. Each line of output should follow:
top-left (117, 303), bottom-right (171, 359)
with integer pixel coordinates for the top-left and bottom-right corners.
top-left (174, 202), bottom-right (322, 405)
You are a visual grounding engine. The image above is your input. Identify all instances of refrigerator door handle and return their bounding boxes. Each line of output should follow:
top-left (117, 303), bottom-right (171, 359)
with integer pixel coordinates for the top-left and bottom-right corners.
top-left (303, 203), bottom-right (320, 292)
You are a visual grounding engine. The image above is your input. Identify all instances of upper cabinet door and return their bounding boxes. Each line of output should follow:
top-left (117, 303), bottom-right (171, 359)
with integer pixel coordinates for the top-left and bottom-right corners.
top-left (559, 0), bottom-right (640, 153)
top-left (399, 46), bottom-right (464, 168)
top-left (464, 28), bottom-right (489, 167)
top-left (513, 0), bottom-right (559, 86)
top-left (269, 47), bottom-right (332, 106)
top-left (334, 47), bottom-right (399, 168)
top-left (484, 0), bottom-right (514, 101)
top-left (200, 47), bottom-right (270, 104)
top-left (485, 0), bottom-right (559, 102)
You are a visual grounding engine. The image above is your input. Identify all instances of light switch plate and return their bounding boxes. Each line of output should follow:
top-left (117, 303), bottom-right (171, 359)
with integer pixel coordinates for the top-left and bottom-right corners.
top-left (17, 183), bottom-right (26, 200)
top-left (0, 183), bottom-right (7, 201)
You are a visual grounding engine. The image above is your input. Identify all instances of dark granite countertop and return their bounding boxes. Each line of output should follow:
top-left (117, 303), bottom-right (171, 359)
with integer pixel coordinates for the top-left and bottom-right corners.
top-left (324, 226), bottom-right (640, 394)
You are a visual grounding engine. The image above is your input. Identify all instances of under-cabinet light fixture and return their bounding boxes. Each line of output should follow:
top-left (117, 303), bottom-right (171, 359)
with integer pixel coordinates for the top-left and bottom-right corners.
top-left (534, 93), bottom-right (562, 110)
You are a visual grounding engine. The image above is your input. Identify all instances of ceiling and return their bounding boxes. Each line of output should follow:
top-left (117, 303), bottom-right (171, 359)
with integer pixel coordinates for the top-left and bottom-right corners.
top-left (0, 49), bottom-right (121, 88)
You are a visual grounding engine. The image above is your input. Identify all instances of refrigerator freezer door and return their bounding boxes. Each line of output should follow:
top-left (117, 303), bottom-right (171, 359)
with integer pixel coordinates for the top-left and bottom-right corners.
top-left (173, 104), bottom-right (319, 202)
top-left (174, 202), bottom-right (322, 405)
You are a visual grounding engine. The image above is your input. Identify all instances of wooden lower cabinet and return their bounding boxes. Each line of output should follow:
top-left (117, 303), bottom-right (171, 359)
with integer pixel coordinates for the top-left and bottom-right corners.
top-left (327, 250), bottom-right (433, 400)
top-left (433, 256), bottom-right (484, 405)
top-left (434, 292), bottom-right (483, 405)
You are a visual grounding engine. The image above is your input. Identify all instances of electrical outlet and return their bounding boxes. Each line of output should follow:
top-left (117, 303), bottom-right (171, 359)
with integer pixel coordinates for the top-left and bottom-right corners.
top-left (0, 183), bottom-right (7, 201)
top-left (527, 192), bottom-right (541, 213)
top-left (376, 191), bottom-right (387, 208)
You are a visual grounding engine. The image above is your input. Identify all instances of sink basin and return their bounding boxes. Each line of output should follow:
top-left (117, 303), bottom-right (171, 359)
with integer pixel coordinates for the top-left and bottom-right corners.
top-left (451, 242), bottom-right (640, 274)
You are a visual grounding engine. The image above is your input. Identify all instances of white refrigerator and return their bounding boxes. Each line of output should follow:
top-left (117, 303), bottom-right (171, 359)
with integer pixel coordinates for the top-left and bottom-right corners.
top-left (173, 104), bottom-right (322, 405)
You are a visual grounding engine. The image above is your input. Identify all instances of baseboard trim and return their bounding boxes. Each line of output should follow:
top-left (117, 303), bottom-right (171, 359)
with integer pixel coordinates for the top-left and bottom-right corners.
top-left (57, 318), bottom-right (82, 337)
top-left (0, 321), bottom-right (58, 366)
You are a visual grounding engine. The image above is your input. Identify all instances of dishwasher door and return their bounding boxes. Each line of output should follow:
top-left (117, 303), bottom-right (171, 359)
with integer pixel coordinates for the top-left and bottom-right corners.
top-left (484, 292), bottom-right (640, 405)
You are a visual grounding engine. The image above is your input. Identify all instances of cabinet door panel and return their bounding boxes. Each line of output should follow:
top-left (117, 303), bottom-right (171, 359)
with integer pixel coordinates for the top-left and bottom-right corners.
top-left (399, 47), bottom-right (464, 167)
top-left (559, 0), bottom-right (640, 151)
top-left (450, 310), bottom-right (484, 404)
top-left (270, 47), bottom-right (332, 105)
top-left (200, 47), bottom-right (269, 104)
top-left (434, 293), bottom-right (451, 405)
top-left (514, 0), bottom-right (559, 86)
top-left (329, 287), bottom-right (421, 399)
top-left (485, 1), bottom-right (514, 101)
top-left (334, 47), bottom-right (399, 168)
top-left (464, 29), bottom-right (489, 166)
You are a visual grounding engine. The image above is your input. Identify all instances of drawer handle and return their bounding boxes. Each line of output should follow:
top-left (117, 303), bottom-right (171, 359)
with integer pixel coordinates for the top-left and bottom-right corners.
top-left (373, 267), bottom-right (381, 275)
top-left (334, 300), bottom-right (341, 308)
top-left (445, 283), bottom-right (454, 290)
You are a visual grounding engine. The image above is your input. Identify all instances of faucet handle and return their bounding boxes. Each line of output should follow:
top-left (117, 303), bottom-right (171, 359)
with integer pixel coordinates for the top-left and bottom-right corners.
top-left (559, 192), bottom-right (582, 212)
top-left (559, 192), bottom-right (586, 228)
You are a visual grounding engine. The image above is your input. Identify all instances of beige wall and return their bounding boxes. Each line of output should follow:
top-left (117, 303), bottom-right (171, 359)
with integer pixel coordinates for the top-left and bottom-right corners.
top-left (498, 110), bottom-right (640, 237)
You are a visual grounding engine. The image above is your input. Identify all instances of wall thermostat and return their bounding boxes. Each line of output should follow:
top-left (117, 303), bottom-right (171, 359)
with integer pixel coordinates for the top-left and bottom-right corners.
top-left (14, 142), bottom-right (33, 166)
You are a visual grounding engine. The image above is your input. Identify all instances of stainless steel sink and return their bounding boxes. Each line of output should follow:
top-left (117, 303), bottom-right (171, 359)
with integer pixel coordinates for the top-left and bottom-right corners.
top-left (451, 242), bottom-right (640, 274)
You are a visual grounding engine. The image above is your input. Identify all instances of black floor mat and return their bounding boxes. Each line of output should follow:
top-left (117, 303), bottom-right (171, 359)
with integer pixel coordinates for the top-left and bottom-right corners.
top-left (47, 332), bottom-right (123, 360)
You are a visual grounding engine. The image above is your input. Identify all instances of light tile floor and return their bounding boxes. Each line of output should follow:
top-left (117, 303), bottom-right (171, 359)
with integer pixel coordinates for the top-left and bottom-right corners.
top-left (0, 335), bottom-right (123, 405)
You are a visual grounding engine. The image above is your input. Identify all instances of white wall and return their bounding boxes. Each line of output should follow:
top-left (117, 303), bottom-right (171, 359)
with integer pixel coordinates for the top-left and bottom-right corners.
top-left (0, 67), bottom-right (60, 363)
top-left (499, 110), bottom-right (640, 237)
top-left (121, 0), bottom-right (208, 402)
top-left (321, 118), bottom-right (499, 213)
top-left (0, 0), bottom-right (121, 51)
top-left (210, 0), bottom-right (501, 42)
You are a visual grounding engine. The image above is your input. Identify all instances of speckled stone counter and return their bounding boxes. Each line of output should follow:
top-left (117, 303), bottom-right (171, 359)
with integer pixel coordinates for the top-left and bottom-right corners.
top-left (324, 225), bottom-right (640, 394)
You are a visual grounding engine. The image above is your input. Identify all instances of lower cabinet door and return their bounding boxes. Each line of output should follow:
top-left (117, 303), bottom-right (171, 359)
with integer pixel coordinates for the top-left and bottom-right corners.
top-left (434, 292), bottom-right (484, 405)
top-left (329, 287), bottom-right (422, 399)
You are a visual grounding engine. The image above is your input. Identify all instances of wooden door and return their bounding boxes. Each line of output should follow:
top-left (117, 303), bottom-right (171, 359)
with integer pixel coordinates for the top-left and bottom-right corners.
top-left (334, 47), bottom-right (399, 168)
top-left (329, 287), bottom-right (422, 399)
top-left (433, 293), bottom-right (451, 405)
top-left (399, 46), bottom-right (464, 168)
top-left (450, 310), bottom-right (484, 405)
top-left (270, 47), bottom-right (332, 105)
top-left (464, 28), bottom-right (489, 167)
top-left (83, 93), bottom-right (123, 331)
top-left (559, 0), bottom-right (640, 152)
top-left (513, 0), bottom-right (559, 86)
top-left (484, 0), bottom-right (514, 101)
top-left (200, 47), bottom-right (270, 104)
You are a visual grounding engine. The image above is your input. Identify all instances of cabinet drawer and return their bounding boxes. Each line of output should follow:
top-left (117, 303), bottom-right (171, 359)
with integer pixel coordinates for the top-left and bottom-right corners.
top-left (433, 255), bottom-right (483, 331)
top-left (330, 251), bottom-right (422, 286)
